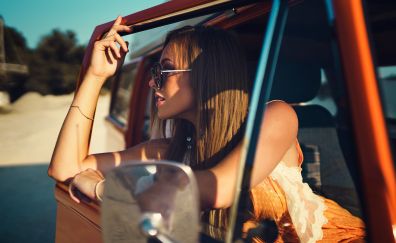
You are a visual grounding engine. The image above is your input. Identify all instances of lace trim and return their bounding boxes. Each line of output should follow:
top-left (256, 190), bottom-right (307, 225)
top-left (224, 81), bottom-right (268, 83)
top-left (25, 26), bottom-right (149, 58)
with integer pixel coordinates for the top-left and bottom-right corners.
top-left (270, 162), bottom-right (328, 243)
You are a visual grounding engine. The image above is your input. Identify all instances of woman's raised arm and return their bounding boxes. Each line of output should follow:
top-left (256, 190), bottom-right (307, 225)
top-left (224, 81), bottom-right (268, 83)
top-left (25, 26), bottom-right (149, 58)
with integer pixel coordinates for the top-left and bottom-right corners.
top-left (196, 100), bottom-right (299, 209)
top-left (48, 16), bottom-right (131, 182)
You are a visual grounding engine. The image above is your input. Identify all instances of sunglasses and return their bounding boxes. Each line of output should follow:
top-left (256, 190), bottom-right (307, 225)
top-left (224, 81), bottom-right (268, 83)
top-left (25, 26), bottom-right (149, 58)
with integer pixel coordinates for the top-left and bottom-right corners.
top-left (150, 62), bottom-right (192, 90)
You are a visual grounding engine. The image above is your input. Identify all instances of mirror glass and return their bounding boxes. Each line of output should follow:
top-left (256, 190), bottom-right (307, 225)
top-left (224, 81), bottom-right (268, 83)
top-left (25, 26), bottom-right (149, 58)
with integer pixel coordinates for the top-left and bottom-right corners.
top-left (101, 161), bottom-right (200, 243)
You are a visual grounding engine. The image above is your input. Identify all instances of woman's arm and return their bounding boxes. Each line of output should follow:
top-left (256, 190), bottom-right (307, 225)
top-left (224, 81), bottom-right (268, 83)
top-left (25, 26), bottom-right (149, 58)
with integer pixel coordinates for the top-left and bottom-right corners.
top-left (48, 16), bottom-right (131, 182)
top-left (67, 102), bottom-right (296, 206)
top-left (196, 101), bottom-right (298, 209)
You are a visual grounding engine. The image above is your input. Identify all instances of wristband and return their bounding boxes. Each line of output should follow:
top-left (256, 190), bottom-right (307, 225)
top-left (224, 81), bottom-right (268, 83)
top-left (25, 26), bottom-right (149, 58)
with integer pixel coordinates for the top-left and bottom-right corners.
top-left (95, 179), bottom-right (105, 202)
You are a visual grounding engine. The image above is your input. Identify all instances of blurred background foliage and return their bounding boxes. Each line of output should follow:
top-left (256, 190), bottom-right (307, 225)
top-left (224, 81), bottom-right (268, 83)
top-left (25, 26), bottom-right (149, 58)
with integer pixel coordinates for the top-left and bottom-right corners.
top-left (1, 25), bottom-right (86, 101)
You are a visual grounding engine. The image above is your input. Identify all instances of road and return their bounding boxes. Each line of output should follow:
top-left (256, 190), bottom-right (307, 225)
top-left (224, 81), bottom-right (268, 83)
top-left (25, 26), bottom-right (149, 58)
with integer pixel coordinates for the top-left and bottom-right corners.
top-left (0, 92), bottom-right (114, 243)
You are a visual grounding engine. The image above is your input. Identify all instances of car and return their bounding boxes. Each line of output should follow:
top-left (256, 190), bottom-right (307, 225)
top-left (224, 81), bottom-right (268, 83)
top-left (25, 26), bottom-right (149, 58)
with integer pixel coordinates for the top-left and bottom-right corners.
top-left (53, 0), bottom-right (396, 242)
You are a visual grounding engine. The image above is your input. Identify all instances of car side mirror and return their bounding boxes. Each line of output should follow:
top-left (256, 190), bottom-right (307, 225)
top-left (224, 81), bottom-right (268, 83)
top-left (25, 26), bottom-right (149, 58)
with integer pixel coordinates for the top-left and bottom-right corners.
top-left (101, 161), bottom-right (200, 243)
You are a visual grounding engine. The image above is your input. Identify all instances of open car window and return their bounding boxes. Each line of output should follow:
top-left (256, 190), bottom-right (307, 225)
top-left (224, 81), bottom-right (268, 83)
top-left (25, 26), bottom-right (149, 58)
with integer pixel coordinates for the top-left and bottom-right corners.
top-left (222, 0), bottom-right (366, 218)
top-left (110, 61), bottom-right (139, 127)
top-left (112, 0), bottom-right (367, 231)
top-left (366, 0), bottom-right (396, 167)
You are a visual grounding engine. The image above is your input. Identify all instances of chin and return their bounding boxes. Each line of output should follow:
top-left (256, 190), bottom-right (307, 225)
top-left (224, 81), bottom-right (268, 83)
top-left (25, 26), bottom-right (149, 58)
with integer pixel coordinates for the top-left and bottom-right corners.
top-left (157, 110), bottom-right (172, 120)
top-left (157, 112), bottom-right (165, 120)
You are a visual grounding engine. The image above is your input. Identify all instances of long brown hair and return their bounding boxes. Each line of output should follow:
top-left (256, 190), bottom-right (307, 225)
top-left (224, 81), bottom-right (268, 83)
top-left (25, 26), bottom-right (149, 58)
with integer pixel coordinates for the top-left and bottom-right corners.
top-left (152, 26), bottom-right (250, 169)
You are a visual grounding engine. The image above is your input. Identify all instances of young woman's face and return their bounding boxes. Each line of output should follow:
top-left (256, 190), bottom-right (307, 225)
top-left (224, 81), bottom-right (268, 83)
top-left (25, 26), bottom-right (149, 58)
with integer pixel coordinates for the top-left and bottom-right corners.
top-left (149, 43), bottom-right (196, 122)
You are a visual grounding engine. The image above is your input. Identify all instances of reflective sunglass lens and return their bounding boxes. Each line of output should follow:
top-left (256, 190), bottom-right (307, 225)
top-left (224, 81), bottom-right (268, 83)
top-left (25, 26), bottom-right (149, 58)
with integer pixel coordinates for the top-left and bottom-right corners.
top-left (150, 63), bottom-right (162, 89)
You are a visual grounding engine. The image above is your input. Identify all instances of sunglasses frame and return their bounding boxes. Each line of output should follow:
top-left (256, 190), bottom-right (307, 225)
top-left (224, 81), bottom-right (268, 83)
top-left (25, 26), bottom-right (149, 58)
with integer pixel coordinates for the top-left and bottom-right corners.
top-left (150, 62), bottom-right (192, 90)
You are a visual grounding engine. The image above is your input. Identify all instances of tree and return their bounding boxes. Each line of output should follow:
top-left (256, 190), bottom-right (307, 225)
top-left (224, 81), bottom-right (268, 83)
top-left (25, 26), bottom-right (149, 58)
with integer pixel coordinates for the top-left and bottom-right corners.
top-left (0, 25), bottom-right (31, 101)
top-left (25, 29), bottom-right (85, 95)
top-left (1, 25), bottom-right (86, 100)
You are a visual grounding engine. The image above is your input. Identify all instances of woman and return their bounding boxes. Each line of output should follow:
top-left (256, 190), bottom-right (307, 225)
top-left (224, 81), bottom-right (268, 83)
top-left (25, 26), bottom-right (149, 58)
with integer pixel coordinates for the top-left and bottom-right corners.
top-left (49, 16), bottom-right (365, 242)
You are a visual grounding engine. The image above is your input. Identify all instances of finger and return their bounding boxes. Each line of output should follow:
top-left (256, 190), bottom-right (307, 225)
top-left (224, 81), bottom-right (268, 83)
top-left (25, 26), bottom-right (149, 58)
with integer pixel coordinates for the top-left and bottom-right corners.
top-left (109, 41), bottom-right (121, 58)
top-left (106, 22), bottom-right (132, 39)
top-left (112, 25), bottom-right (132, 33)
top-left (105, 17), bottom-right (125, 38)
top-left (93, 169), bottom-right (105, 179)
top-left (68, 184), bottom-right (81, 203)
top-left (104, 27), bottom-right (131, 42)
top-left (116, 45), bottom-right (128, 70)
top-left (94, 40), bottom-right (108, 51)
top-left (95, 38), bottom-right (114, 52)
top-left (105, 48), bottom-right (114, 64)
top-left (101, 39), bottom-right (118, 61)
top-left (116, 54), bottom-right (126, 72)
top-left (113, 33), bottom-right (128, 52)
top-left (120, 45), bottom-right (128, 59)
top-left (114, 15), bottom-right (123, 26)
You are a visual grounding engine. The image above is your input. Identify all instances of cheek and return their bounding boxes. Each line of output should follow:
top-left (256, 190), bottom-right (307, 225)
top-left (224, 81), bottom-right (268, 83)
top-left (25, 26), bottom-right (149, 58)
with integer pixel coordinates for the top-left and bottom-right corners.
top-left (158, 81), bottom-right (195, 119)
top-left (168, 74), bottom-right (194, 103)
top-left (178, 89), bottom-right (195, 110)
top-left (176, 79), bottom-right (195, 109)
top-left (166, 90), bottom-right (194, 113)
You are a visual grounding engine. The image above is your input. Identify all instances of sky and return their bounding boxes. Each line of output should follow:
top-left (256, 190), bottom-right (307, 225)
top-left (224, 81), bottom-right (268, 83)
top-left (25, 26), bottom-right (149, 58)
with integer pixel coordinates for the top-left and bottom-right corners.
top-left (0, 0), bottom-right (167, 48)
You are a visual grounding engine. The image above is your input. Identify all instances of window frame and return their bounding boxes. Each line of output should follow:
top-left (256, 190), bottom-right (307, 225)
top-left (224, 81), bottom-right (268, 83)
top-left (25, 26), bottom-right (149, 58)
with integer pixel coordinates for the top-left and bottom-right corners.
top-left (331, 0), bottom-right (396, 241)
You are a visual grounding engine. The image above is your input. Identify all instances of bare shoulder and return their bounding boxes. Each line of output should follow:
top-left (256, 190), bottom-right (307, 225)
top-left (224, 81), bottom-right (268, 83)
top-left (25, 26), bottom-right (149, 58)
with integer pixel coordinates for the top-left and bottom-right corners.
top-left (123, 138), bottom-right (170, 160)
top-left (266, 100), bottom-right (297, 121)
top-left (264, 100), bottom-right (298, 138)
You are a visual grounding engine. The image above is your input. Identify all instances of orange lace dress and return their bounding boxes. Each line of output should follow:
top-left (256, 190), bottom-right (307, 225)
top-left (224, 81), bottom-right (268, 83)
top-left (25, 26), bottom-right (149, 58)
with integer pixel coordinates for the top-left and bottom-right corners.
top-left (202, 141), bottom-right (366, 242)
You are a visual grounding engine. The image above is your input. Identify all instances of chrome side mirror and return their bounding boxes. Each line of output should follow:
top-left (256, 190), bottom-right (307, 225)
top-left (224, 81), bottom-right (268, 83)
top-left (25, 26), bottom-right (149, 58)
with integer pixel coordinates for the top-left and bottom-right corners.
top-left (101, 161), bottom-right (200, 243)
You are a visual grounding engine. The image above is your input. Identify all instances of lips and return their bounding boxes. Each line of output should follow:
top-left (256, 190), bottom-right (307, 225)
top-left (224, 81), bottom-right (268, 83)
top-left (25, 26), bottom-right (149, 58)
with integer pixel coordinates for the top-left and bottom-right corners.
top-left (155, 93), bottom-right (166, 107)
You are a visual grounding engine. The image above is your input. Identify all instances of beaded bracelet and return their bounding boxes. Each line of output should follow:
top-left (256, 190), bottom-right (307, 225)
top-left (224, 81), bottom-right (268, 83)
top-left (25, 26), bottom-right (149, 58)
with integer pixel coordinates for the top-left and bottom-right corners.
top-left (70, 105), bottom-right (94, 121)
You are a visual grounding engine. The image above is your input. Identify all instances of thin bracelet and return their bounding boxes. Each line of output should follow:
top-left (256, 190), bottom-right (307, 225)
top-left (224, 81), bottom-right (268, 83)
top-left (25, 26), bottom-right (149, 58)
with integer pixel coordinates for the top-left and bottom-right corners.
top-left (95, 179), bottom-right (105, 202)
top-left (70, 105), bottom-right (94, 121)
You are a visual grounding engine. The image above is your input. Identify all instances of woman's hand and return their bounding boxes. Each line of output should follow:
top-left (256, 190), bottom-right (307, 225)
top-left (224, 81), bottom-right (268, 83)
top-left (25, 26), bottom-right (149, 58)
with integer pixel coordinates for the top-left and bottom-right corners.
top-left (69, 168), bottom-right (104, 203)
top-left (86, 16), bottom-right (131, 83)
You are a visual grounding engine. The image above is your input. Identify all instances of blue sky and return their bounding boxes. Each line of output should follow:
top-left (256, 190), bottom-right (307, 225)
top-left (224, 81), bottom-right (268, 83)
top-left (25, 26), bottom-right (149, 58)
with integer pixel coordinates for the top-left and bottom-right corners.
top-left (0, 0), bottom-right (167, 48)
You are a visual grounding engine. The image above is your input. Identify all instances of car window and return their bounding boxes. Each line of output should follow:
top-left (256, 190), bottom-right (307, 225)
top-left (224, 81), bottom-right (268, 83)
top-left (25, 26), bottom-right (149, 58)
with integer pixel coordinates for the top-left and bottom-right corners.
top-left (110, 62), bottom-right (139, 126)
top-left (366, 0), bottom-right (396, 166)
top-left (268, 0), bottom-right (365, 217)
top-left (377, 66), bottom-right (396, 119)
